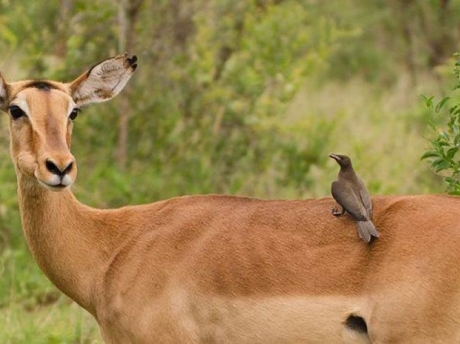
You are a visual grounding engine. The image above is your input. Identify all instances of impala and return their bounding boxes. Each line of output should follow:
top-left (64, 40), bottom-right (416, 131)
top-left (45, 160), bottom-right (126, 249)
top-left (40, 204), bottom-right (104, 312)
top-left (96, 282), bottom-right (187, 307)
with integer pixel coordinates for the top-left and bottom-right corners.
top-left (3, 53), bottom-right (460, 343)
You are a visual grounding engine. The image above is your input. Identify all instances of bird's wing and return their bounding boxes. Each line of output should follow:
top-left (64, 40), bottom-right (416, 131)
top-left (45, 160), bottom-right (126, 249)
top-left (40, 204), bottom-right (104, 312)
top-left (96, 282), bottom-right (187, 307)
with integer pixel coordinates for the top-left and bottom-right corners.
top-left (331, 181), bottom-right (368, 221)
top-left (357, 178), bottom-right (373, 219)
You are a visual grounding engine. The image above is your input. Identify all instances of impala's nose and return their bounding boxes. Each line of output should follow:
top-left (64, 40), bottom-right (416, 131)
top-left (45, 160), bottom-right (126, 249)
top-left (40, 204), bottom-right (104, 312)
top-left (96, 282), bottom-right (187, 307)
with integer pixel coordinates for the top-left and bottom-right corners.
top-left (45, 158), bottom-right (74, 177)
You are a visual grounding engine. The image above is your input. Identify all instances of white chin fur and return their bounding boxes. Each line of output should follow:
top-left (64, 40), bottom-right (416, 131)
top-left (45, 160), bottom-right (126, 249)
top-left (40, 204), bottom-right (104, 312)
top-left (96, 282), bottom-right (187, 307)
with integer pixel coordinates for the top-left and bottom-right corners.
top-left (37, 174), bottom-right (74, 190)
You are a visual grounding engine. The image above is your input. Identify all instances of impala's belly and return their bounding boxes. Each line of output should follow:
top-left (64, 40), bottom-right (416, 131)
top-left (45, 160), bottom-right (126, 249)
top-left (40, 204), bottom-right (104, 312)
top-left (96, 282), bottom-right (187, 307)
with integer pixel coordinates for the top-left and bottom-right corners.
top-left (98, 288), bottom-right (373, 344)
top-left (170, 293), bottom-right (372, 344)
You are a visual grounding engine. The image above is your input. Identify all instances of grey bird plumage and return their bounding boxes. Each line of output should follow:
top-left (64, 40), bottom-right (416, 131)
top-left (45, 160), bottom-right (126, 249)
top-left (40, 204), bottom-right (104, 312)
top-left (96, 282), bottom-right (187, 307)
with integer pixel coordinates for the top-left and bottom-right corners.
top-left (329, 154), bottom-right (380, 243)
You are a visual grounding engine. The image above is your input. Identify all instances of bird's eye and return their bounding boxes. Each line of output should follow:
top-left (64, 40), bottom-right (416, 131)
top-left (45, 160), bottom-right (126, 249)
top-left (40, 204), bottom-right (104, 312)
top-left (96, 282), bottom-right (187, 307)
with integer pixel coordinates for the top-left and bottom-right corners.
top-left (69, 108), bottom-right (80, 120)
top-left (8, 105), bottom-right (26, 120)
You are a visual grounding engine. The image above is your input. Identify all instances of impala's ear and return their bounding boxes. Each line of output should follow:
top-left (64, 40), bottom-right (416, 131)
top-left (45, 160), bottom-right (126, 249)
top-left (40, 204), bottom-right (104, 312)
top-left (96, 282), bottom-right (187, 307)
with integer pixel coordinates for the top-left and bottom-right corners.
top-left (69, 53), bottom-right (138, 107)
top-left (0, 74), bottom-right (9, 111)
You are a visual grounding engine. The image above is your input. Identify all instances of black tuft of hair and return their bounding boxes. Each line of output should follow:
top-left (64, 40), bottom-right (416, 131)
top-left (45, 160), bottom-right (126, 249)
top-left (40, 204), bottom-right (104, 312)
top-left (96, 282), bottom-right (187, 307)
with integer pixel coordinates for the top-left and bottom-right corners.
top-left (25, 80), bottom-right (57, 91)
top-left (345, 314), bottom-right (368, 333)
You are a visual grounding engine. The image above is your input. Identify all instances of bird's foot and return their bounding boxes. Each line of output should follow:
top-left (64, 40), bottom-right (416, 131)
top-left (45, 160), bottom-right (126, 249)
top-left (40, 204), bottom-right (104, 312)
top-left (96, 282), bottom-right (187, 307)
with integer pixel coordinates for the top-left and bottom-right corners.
top-left (331, 207), bottom-right (343, 216)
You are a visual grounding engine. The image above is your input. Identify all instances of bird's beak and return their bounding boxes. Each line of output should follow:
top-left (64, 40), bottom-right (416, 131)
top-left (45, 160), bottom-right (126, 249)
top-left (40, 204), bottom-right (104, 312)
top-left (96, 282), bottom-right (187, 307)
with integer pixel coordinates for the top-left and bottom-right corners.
top-left (329, 154), bottom-right (340, 161)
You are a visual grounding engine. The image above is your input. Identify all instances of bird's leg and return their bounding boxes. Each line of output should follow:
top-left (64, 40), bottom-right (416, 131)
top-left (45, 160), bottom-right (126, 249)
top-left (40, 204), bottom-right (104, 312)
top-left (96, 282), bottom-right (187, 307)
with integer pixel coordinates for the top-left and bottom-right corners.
top-left (332, 205), bottom-right (345, 217)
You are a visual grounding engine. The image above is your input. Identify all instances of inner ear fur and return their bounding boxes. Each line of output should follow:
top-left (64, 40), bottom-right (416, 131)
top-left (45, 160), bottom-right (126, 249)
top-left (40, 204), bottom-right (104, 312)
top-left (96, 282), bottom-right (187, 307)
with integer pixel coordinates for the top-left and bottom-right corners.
top-left (69, 53), bottom-right (138, 107)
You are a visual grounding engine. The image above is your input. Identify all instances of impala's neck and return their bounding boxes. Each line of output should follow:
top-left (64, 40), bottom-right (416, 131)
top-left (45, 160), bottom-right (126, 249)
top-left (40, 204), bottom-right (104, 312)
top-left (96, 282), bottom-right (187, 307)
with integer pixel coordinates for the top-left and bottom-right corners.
top-left (16, 173), bottom-right (107, 315)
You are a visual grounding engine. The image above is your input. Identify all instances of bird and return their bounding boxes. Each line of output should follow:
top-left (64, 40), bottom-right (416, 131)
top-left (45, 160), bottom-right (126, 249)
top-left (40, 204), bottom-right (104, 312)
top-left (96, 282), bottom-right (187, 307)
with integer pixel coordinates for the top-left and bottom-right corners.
top-left (329, 153), bottom-right (380, 243)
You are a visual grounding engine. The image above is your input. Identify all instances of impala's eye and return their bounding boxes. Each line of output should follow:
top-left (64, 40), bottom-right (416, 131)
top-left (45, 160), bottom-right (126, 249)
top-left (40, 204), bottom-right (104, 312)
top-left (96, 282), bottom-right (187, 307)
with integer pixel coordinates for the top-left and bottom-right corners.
top-left (69, 108), bottom-right (80, 120)
top-left (8, 105), bottom-right (26, 120)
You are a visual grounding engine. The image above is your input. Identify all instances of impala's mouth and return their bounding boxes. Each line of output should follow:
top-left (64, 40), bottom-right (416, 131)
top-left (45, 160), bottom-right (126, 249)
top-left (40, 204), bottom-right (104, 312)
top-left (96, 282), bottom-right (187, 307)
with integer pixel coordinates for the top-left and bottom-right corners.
top-left (38, 179), bottom-right (72, 191)
top-left (36, 172), bottom-right (75, 191)
top-left (51, 183), bottom-right (68, 189)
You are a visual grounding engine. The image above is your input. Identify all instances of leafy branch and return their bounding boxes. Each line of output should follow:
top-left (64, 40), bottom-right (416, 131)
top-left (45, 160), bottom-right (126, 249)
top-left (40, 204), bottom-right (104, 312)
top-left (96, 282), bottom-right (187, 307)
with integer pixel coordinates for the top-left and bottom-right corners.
top-left (421, 53), bottom-right (460, 195)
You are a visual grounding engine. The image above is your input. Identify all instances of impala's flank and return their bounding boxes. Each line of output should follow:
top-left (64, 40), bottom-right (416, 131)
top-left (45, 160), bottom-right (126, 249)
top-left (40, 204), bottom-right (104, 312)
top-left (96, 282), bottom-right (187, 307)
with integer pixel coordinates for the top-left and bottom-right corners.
top-left (3, 54), bottom-right (460, 343)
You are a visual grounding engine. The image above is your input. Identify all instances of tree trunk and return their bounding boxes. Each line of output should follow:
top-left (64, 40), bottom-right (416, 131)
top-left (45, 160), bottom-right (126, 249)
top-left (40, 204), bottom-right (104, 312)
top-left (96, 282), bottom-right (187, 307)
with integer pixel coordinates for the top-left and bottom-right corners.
top-left (55, 0), bottom-right (74, 59)
top-left (116, 0), bottom-right (143, 170)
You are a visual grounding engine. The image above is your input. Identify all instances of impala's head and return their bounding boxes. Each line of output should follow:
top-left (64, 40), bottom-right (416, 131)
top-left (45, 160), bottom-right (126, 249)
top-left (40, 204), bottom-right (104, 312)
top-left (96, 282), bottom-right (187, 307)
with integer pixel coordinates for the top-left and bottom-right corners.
top-left (0, 53), bottom-right (137, 190)
top-left (329, 153), bottom-right (352, 169)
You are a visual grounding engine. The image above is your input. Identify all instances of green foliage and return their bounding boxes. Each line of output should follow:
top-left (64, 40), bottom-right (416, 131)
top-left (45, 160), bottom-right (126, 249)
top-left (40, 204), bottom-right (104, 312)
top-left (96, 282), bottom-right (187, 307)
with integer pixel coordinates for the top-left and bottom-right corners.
top-left (422, 55), bottom-right (460, 194)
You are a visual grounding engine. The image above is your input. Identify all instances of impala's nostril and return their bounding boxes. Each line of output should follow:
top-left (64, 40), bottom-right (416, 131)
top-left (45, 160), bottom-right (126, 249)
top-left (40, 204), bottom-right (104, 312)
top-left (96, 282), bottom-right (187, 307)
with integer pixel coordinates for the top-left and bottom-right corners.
top-left (64, 162), bottom-right (73, 174)
top-left (46, 159), bottom-right (74, 176)
top-left (46, 159), bottom-right (61, 176)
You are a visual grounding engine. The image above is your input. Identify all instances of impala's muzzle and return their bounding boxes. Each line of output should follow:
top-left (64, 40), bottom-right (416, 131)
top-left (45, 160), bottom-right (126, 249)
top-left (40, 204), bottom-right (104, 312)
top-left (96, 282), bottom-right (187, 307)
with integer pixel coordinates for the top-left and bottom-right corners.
top-left (37, 153), bottom-right (77, 189)
top-left (45, 158), bottom-right (74, 176)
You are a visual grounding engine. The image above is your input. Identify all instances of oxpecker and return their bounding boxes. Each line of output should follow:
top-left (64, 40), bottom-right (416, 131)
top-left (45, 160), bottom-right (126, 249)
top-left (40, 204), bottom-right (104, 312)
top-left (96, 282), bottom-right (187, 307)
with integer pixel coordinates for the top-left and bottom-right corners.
top-left (329, 154), bottom-right (380, 243)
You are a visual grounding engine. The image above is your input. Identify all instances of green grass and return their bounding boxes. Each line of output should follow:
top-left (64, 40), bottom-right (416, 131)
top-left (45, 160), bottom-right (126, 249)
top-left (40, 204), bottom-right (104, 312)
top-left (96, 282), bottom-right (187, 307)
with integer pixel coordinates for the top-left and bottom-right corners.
top-left (0, 248), bottom-right (102, 343)
top-left (1, 298), bottom-right (101, 344)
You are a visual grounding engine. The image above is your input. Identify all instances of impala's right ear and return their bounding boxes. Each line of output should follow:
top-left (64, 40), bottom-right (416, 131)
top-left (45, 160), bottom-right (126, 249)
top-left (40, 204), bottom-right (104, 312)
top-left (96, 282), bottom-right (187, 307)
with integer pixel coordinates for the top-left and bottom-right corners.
top-left (69, 53), bottom-right (138, 107)
top-left (0, 74), bottom-right (9, 112)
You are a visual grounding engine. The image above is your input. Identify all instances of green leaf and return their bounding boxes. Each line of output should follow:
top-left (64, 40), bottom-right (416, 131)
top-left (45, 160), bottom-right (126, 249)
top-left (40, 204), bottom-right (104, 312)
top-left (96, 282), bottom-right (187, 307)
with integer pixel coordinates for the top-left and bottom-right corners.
top-left (434, 159), bottom-right (451, 172)
top-left (445, 177), bottom-right (455, 184)
top-left (421, 151), bottom-right (440, 160)
top-left (435, 96), bottom-right (450, 113)
top-left (450, 105), bottom-right (460, 115)
top-left (447, 147), bottom-right (458, 160)
top-left (438, 140), bottom-right (450, 147)
top-left (421, 94), bottom-right (434, 109)
top-left (439, 131), bottom-right (450, 141)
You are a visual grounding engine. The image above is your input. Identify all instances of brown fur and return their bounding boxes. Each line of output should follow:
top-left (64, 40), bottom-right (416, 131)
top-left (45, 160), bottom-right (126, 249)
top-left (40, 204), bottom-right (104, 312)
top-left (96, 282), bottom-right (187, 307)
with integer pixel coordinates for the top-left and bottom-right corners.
top-left (3, 56), bottom-right (460, 343)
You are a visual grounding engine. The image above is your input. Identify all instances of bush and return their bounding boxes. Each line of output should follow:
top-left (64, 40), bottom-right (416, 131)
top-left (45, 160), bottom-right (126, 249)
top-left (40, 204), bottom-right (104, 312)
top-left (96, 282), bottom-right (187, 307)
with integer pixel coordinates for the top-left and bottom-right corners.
top-left (422, 54), bottom-right (460, 194)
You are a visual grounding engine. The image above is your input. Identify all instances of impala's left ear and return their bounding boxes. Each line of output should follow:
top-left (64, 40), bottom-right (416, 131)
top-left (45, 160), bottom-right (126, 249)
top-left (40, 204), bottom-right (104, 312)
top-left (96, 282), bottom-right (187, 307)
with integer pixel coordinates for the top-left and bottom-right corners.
top-left (0, 74), bottom-right (9, 112)
top-left (69, 53), bottom-right (138, 107)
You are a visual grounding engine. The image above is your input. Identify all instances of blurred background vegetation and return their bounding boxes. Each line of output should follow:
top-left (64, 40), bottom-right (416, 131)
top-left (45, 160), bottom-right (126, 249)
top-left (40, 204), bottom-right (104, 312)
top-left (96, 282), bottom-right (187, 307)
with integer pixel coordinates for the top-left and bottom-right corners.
top-left (1, 0), bottom-right (460, 342)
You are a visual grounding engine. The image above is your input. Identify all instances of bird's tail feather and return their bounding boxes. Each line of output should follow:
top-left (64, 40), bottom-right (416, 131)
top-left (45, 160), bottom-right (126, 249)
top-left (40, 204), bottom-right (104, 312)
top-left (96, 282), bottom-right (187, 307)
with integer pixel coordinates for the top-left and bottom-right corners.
top-left (357, 221), bottom-right (380, 243)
